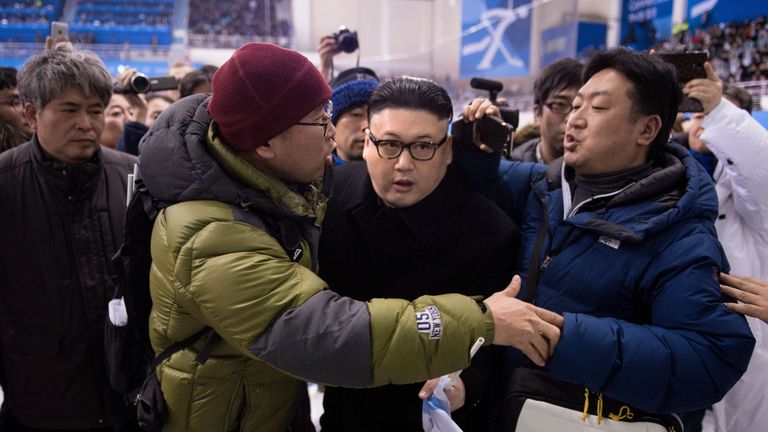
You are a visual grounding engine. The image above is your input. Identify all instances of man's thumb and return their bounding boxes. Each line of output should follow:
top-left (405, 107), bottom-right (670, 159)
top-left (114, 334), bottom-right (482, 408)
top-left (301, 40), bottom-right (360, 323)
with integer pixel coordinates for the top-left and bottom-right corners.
top-left (504, 275), bottom-right (522, 298)
top-left (704, 62), bottom-right (718, 82)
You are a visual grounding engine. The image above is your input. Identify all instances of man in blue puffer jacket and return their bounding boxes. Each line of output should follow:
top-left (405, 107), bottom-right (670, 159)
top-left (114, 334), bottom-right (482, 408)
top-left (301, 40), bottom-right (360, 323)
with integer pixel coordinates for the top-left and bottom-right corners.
top-left (455, 48), bottom-right (755, 429)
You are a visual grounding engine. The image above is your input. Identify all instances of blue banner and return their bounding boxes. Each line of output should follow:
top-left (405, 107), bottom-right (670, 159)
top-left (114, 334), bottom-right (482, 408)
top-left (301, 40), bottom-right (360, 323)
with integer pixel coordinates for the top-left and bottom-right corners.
top-left (460, 0), bottom-right (531, 78)
top-left (539, 21), bottom-right (605, 70)
top-left (687, 0), bottom-right (768, 29)
top-left (576, 22), bottom-right (607, 59)
top-left (620, 0), bottom-right (673, 50)
top-left (540, 23), bottom-right (574, 70)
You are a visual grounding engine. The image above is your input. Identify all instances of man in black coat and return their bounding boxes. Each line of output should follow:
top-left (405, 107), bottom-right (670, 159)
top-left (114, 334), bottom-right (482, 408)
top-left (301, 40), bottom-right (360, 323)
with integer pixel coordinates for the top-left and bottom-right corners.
top-left (0, 45), bottom-right (137, 431)
top-left (319, 77), bottom-right (520, 431)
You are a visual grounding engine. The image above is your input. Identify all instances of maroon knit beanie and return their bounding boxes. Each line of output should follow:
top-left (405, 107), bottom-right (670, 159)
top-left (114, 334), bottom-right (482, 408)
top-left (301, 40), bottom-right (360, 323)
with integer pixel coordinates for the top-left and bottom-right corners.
top-left (208, 42), bottom-right (331, 151)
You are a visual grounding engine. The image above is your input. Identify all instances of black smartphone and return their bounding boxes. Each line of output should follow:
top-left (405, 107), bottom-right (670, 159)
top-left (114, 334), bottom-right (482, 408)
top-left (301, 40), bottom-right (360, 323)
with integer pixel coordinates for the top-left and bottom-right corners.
top-left (476, 116), bottom-right (513, 154)
top-left (450, 115), bottom-right (513, 155)
top-left (654, 51), bottom-right (708, 112)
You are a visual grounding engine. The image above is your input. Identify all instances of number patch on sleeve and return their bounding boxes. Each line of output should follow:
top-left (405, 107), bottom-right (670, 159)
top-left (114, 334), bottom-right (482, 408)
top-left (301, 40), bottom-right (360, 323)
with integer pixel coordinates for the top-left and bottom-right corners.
top-left (415, 306), bottom-right (442, 340)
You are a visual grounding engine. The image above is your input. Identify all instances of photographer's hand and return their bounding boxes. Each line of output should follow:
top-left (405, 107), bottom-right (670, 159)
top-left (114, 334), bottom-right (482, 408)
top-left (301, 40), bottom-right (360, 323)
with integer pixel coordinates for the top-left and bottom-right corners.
top-left (45, 36), bottom-right (73, 52)
top-left (683, 62), bottom-right (722, 115)
top-left (463, 98), bottom-right (502, 153)
top-left (317, 34), bottom-right (341, 81)
top-left (115, 68), bottom-right (148, 126)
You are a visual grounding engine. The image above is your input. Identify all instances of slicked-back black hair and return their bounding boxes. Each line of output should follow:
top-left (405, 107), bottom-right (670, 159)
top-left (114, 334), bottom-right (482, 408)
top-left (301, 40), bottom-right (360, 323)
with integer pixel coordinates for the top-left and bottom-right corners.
top-left (368, 76), bottom-right (452, 121)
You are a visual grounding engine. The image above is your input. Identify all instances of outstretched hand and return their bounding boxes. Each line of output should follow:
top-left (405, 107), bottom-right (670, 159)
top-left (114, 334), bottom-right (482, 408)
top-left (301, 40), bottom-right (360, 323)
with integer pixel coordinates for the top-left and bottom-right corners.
top-left (485, 275), bottom-right (564, 366)
top-left (722, 273), bottom-right (768, 324)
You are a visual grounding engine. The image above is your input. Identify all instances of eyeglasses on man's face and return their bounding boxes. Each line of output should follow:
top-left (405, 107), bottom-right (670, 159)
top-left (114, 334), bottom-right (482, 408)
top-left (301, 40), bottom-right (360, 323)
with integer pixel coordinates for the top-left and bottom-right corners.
top-left (367, 129), bottom-right (447, 161)
top-left (0, 97), bottom-right (21, 110)
top-left (543, 100), bottom-right (573, 115)
top-left (296, 100), bottom-right (333, 136)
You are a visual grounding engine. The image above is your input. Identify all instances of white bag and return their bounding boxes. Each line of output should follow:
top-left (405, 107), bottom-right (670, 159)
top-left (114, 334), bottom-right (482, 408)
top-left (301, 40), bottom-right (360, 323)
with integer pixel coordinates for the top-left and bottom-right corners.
top-left (516, 399), bottom-right (669, 432)
top-left (502, 368), bottom-right (683, 432)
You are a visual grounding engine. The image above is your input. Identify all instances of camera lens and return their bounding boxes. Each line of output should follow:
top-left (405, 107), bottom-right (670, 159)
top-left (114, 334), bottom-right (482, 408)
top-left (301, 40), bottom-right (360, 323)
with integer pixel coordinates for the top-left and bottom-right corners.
top-left (130, 74), bottom-right (151, 93)
top-left (334, 29), bottom-right (359, 53)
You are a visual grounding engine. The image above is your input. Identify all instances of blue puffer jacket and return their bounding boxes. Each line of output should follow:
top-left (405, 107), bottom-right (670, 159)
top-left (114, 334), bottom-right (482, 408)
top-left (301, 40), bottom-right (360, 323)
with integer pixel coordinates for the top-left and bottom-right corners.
top-left (514, 143), bottom-right (754, 414)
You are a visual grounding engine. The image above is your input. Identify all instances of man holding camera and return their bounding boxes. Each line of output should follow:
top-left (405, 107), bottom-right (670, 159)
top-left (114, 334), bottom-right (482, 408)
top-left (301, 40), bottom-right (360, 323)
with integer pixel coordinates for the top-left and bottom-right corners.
top-left (317, 27), bottom-right (359, 82)
top-left (459, 48), bottom-right (753, 428)
top-left (0, 45), bottom-right (137, 430)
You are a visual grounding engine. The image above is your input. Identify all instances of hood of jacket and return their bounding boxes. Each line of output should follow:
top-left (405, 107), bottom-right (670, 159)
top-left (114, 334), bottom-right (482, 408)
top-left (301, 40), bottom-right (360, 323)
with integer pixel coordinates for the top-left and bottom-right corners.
top-left (138, 94), bottom-right (328, 225)
top-left (538, 143), bottom-right (719, 243)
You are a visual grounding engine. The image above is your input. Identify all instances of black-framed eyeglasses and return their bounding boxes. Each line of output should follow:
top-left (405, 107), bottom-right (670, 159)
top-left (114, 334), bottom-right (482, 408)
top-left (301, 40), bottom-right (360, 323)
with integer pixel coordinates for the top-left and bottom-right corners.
top-left (544, 101), bottom-right (573, 115)
top-left (296, 100), bottom-right (333, 136)
top-left (0, 97), bottom-right (21, 109)
top-left (367, 129), bottom-right (448, 161)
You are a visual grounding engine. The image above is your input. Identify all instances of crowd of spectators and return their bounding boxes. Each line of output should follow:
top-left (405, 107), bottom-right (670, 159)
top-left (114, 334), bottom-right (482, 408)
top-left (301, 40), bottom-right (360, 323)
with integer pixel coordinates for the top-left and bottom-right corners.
top-left (0, 0), bottom-right (57, 25)
top-left (75, 11), bottom-right (170, 27)
top-left (188, 0), bottom-right (292, 47)
top-left (75, 0), bottom-right (171, 28)
top-left (657, 15), bottom-right (768, 83)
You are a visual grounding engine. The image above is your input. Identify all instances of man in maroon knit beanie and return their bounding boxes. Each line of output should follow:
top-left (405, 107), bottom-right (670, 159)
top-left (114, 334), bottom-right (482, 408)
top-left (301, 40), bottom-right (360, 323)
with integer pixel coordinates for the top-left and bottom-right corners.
top-left (136, 42), bottom-right (563, 431)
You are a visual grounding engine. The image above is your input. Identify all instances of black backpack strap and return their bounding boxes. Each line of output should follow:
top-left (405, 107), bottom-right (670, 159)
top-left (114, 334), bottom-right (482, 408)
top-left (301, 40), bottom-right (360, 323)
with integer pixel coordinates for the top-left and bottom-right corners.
top-left (195, 332), bottom-right (222, 364)
top-left (232, 203), bottom-right (304, 263)
top-left (110, 245), bottom-right (128, 299)
top-left (150, 326), bottom-right (212, 370)
top-left (274, 219), bottom-right (303, 263)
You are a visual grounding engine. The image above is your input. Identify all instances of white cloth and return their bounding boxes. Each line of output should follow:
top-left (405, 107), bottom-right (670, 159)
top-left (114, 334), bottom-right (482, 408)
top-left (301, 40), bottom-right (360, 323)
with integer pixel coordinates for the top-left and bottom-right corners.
top-left (699, 99), bottom-right (768, 432)
top-left (108, 297), bottom-right (128, 327)
top-left (421, 375), bottom-right (463, 432)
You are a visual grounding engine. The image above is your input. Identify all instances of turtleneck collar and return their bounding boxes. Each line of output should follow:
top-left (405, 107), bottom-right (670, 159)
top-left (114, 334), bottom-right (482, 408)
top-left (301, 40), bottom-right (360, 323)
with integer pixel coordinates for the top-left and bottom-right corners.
top-left (570, 162), bottom-right (656, 209)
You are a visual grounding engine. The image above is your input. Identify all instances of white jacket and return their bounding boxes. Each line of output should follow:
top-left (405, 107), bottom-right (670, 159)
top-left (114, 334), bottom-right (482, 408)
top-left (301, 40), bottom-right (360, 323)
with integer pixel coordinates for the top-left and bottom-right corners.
top-left (702, 99), bottom-right (768, 432)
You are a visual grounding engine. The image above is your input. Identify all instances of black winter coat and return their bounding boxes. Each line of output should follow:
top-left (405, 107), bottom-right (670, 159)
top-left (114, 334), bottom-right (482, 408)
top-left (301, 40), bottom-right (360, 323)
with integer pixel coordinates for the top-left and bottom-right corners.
top-left (0, 138), bottom-right (136, 429)
top-left (508, 138), bottom-right (538, 163)
top-left (319, 163), bottom-right (519, 431)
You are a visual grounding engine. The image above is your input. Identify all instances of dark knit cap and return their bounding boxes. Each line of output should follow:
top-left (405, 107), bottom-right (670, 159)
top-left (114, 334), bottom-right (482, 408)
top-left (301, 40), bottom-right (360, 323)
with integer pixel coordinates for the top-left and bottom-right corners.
top-left (208, 42), bottom-right (331, 151)
top-left (330, 67), bottom-right (379, 125)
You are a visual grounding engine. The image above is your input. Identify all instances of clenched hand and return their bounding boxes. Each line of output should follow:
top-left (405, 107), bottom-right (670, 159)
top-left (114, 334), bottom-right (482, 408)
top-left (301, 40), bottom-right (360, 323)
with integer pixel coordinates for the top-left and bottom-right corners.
top-left (485, 275), bottom-right (564, 366)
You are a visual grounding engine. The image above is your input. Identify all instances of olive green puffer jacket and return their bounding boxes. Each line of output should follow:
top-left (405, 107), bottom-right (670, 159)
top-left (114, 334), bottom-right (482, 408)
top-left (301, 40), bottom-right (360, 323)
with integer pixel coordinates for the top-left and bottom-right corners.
top-left (139, 95), bottom-right (495, 431)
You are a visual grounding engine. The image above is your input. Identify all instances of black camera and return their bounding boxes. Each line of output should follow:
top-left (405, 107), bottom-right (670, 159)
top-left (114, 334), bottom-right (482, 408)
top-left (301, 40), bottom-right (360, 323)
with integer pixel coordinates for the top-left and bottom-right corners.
top-left (114, 74), bottom-right (178, 94)
top-left (451, 77), bottom-right (519, 156)
top-left (334, 26), bottom-right (359, 53)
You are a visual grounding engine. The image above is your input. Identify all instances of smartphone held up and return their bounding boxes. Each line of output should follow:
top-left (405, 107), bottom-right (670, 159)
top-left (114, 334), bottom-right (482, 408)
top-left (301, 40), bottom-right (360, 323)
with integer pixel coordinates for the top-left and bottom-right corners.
top-left (653, 51), bottom-right (708, 112)
top-left (50, 21), bottom-right (69, 46)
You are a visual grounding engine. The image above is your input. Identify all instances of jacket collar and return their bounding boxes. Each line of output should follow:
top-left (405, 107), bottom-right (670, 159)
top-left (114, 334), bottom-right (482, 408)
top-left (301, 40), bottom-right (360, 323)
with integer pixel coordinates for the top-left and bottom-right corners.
top-left (542, 144), bottom-right (706, 242)
top-left (342, 165), bottom-right (460, 243)
top-left (207, 124), bottom-right (328, 225)
top-left (32, 133), bottom-right (103, 199)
